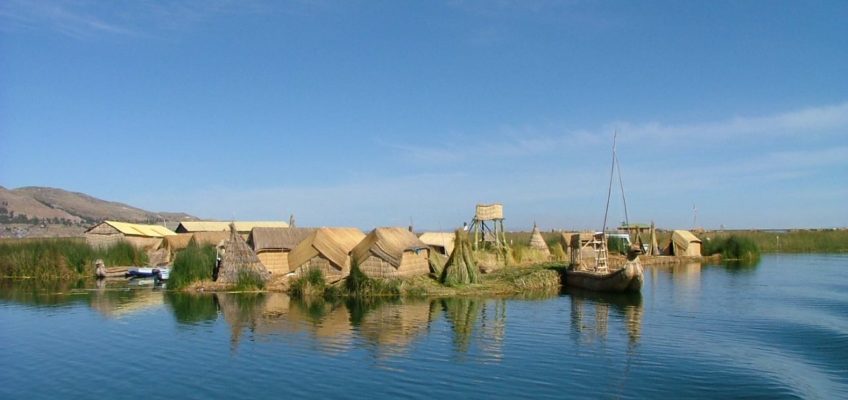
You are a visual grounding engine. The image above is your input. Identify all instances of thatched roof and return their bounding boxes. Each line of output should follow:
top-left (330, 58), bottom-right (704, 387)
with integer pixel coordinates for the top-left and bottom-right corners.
top-left (248, 227), bottom-right (316, 252)
top-left (569, 232), bottom-right (595, 248)
top-left (288, 227), bottom-right (366, 271)
top-left (161, 233), bottom-right (194, 251)
top-left (418, 232), bottom-right (456, 255)
top-left (475, 203), bottom-right (503, 220)
top-left (160, 231), bottom-right (229, 252)
top-left (190, 231), bottom-right (230, 248)
top-left (529, 224), bottom-right (550, 254)
top-left (176, 220), bottom-right (289, 233)
top-left (352, 227), bottom-right (429, 268)
top-left (672, 230), bottom-right (701, 251)
top-left (86, 220), bottom-right (175, 237)
top-left (217, 224), bottom-right (270, 284)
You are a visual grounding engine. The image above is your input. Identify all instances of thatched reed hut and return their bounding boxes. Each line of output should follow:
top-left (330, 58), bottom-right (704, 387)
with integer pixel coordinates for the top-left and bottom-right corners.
top-left (175, 220), bottom-right (289, 238)
top-left (85, 220), bottom-right (175, 250)
top-left (528, 224), bottom-right (551, 256)
top-left (217, 224), bottom-right (271, 284)
top-left (247, 227), bottom-right (316, 275)
top-left (288, 227), bottom-right (366, 283)
top-left (159, 231), bottom-right (229, 263)
top-left (352, 227), bottom-right (430, 279)
top-left (669, 230), bottom-right (702, 256)
top-left (418, 232), bottom-right (455, 256)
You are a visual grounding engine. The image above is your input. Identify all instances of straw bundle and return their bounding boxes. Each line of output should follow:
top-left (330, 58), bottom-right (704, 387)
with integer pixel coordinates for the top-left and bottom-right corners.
top-left (528, 224), bottom-right (551, 256)
top-left (217, 223), bottom-right (270, 284)
top-left (440, 229), bottom-right (479, 286)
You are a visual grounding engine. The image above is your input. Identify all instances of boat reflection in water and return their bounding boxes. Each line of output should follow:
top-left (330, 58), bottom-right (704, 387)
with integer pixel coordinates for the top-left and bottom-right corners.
top-left (565, 287), bottom-right (643, 349)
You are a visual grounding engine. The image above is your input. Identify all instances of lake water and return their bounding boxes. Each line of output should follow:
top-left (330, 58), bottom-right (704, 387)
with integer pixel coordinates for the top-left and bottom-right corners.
top-left (1, 254), bottom-right (847, 399)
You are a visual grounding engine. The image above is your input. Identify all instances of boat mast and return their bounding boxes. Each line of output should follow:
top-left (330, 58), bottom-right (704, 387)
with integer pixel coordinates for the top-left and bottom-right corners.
top-left (602, 131), bottom-right (618, 234)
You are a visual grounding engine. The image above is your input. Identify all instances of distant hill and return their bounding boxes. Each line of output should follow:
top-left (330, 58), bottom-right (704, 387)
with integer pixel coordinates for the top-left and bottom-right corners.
top-left (0, 185), bottom-right (195, 226)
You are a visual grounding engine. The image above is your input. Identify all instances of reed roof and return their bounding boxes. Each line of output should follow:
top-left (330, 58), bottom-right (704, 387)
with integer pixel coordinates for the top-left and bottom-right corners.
top-left (248, 227), bottom-right (316, 252)
top-left (190, 231), bottom-right (230, 247)
top-left (418, 232), bottom-right (456, 254)
top-left (529, 224), bottom-right (550, 253)
top-left (87, 220), bottom-right (176, 238)
top-left (672, 230), bottom-right (702, 250)
top-left (176, 220), bottom-right (289, 233)
top-left (288, 227), bottom-right (366, 270)
top-left (218, 224), bottom-right (270, 284)
top-left (162, 233), bottom-right (193, 251)
top-left (474, 203), bottom-right (503, 220)
top-left (352, 227), bottom-right (429, 268)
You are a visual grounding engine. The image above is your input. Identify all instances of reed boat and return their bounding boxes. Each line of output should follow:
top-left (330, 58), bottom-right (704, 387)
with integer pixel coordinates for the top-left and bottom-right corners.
top-left (565, 259), bottom-right (643, 292)
top-left (565, 132), bottom-right (644, 293)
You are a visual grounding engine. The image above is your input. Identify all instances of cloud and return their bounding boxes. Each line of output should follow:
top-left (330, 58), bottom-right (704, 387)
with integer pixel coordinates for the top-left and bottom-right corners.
top-left (613, 102), bottom-right (848, 142)
top-left (384, 101), bottom-right (848, 164)
top-left (0, 0), bottom-right (306, 39)
top-left (0, 0), bottom-right (136, 38)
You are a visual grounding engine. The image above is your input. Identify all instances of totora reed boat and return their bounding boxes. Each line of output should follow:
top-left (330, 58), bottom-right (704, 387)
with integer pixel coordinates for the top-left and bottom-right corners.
top-left (566, 133), bottom-right (643, 293)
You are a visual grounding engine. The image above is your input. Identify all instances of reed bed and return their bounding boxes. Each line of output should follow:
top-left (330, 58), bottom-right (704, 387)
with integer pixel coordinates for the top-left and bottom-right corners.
top-left (0, 238), bottom-right (147, 279)
top-left (699, 230), bottom-right (848, 253)
top-left (168, 242), bottom-right (217, 290)
top-left (702, 235), bottom-right (760, 262)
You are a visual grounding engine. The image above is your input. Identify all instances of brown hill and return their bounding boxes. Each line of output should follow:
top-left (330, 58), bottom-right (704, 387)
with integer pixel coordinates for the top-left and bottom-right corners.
top-left (1, 186), bottom-right (195, 225)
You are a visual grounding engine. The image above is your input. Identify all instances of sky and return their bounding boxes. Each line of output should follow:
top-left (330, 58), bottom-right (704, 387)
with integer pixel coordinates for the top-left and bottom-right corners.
top-left (1, 0), bottom-right (846, 231)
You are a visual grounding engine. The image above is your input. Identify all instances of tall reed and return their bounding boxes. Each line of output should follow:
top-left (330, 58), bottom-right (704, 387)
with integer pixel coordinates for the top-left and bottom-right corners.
top-left (168, 242), bottom-right (216, 290)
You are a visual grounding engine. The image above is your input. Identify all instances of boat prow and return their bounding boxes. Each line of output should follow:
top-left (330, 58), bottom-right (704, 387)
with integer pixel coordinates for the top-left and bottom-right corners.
top-left (565, 260), bottom-right (643, 293)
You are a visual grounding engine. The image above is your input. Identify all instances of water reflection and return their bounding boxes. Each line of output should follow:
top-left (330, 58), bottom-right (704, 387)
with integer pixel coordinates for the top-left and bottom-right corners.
top-left (566, 287), bottom-right (643, 349)
top-left (0, 278), bottom-right (92, 308)
top-left (1, 278), bottom-right (555, 361)
top-left (354, 298), bottom-right (434, 358)
top-left (164, 292), bottom-right (219, 324)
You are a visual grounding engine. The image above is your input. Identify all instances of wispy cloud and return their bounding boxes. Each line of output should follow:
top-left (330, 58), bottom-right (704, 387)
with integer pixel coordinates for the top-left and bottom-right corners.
top-left (0, 0), bottom-right (136, 38)
top-left (0, 0), bottom-right (306, 39)
top-left (613, 102), bottom-right (848, 142)
top-left (385, 102), bottom-right (848, 164)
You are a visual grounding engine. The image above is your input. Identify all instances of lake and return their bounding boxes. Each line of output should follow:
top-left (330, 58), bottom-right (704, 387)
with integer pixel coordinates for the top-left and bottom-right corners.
top-left (1, 254), bottom-right (847, 399)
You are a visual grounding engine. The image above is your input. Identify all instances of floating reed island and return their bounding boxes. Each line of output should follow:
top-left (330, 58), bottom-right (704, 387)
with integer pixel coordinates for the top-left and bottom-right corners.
top-left (13, 203), bottom-right (841, 295)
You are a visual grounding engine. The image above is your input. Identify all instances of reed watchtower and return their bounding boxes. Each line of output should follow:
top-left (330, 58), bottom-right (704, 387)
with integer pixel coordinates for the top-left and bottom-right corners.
top-left (469, 203), bottom-right (509, 252)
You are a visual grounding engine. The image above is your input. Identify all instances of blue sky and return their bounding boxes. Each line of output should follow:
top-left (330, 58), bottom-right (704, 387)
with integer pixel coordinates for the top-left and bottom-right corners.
top-left (1, 0), bottom-right (846, 230)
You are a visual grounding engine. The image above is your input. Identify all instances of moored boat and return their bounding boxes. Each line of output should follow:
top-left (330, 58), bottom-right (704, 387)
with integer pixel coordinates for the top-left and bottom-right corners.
top-left (126, 267), bottom-right (170, 281)
top-left (566, 259), bottom-right (643, 292)
top-left (566, 132), bottom-right (644, 293)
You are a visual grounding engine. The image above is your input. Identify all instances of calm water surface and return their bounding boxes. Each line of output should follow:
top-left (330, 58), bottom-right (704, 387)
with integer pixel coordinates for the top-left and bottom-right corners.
top-left (2, 254), bottom-right (846, 399)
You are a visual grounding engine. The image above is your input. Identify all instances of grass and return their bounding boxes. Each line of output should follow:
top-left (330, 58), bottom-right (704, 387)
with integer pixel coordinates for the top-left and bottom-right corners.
top-left (168, 242), bottom-right (216, 290)
top-left (702, 235), bottom-right (760, 262)
top-left (342, 264), bottom-right (402, 297)
top-left (509, 228), bottom-right (848, 254)
top-left (290, 265), bottom-right (403, 299)
top-left (234, 270), bottom-right (266, 291)
top-left (290, 268), bottom-right (326, 297)
top-left (0, 238), bottom-right (148, 279)
top-left (698, 230), bottom-right (848, 253)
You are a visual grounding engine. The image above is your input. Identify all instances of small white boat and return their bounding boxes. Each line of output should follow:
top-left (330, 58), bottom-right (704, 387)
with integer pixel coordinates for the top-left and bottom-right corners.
top-left (126, 267), bottom-right (170, 281)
